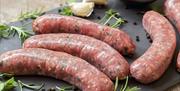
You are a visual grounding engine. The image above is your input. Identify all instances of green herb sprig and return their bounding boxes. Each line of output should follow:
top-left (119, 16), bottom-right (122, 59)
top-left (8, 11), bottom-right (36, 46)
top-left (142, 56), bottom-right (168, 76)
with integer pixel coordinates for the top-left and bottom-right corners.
top-left (0, 77), bottom-right (18, 91)
top-left (59, 6), bottom-right (73, 16)
top-left (0, 73), bottom-right (45, 91)
top-left (0, 24), bottom-right (32, 43)
top-left (56, 86), bottom-right (75, 91)
top-left (17, 8), bottom-right (44, 21)
top-left (114, 76), bottom-right (140, 91)
top-left (18, 80), bottom-right (44, 91)
top-left (99, 9), bottom-right (125, 28)
top-left (0, 73), bottom-right (13, 79)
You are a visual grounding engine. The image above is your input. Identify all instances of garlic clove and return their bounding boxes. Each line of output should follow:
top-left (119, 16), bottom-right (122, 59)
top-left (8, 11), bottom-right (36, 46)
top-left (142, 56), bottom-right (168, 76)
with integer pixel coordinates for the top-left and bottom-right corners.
top-left (69, 2), bottom-right (94, 17)
top-left (84, 0), bottom-right (108, 5)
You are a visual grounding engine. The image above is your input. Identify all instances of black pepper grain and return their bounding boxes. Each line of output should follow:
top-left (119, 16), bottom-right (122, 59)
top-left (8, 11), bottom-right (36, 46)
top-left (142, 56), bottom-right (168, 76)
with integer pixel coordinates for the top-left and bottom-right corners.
top-left (146, 33), bottom-right (151, 39)
top-left (133, 22), bottom-right (137, 25)
top-left (136, 36), bottom-right (140, 42)
top-left (149, 39), bottom-right (153, 43)
top-left (124, 20), bottom-right (128, 23)
top-left (97, 16), bottom-right (101, 20)
top-left (58, 9), bottom-right (62, 13)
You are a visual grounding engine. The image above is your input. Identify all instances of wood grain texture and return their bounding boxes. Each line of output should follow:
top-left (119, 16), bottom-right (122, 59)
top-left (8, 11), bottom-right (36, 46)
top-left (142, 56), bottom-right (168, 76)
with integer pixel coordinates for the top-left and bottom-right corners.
top-left (0, 0), bottom-right (179, 91)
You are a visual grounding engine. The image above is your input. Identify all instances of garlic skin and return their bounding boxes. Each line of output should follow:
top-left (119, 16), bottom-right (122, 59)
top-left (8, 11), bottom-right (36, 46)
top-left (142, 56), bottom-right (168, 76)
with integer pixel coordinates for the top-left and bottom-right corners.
top-left (84, 0), bottom-right (108, 5)
top-left (69, 2), bottom-right (94, 17)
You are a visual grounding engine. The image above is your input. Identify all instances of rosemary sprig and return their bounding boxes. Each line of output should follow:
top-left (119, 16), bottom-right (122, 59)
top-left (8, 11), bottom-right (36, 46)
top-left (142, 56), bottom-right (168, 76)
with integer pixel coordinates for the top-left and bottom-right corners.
top-left (0, 24), bottom-right (32, 43)
top-left (114, 76), bottom-right (140, 91)
top-left (18, 80), bottom-right (44, 91)
top-left (114, 77), bottom-right (119, 91)
top-left (17, 8), bottom-right (44, 21)
top-left (99, 9), bottom-right (125, 28)
top-left (56, 86), bottom-right (75, 91)
top-left (0, 73), bottom-right (13, 79)
top-left (122, 76), bottom-right (129, 91)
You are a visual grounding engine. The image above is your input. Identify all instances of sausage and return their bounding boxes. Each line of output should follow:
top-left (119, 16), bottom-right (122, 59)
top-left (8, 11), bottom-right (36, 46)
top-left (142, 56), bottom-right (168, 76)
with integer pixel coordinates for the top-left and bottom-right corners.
top-left (177, 52), bottom-right (180, 72)
top-left (23, 33), bottom-right (130, 80)
top-left (164, 0), bottom-right (180, 33)
top-left (164, 0), bottom-right (180, 72)
top-left (130, 11), bottom-right (176, 84)
top-left (32, 14), bottom-right (135, 55)
top-left (0, 48), bottom-right (114, 91)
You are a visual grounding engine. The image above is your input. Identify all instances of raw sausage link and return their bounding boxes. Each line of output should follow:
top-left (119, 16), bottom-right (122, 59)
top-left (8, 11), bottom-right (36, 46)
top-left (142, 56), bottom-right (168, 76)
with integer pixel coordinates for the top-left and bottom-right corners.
top-left (130, 11), bottom-right (176, 84)
top-left (32, 14), bottom-right (135, 55)
top-left (177, 52), bottom-right (180, 72)
top-left (23, 33), bottom-right (130, 80)
top-left (0, 48), bottom-right (114, 91)
top-left (164, 0), bottom-right (180, 71)
top-left (164, 0), bottom-right (180, 33)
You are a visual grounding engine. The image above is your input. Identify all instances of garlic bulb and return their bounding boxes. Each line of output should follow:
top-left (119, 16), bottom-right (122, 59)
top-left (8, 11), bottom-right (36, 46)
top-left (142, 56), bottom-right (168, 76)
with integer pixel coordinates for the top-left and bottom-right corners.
top-left (84, 0), bottom-right (108, 5)
top-left (69, 2), bottom-right (94, 17)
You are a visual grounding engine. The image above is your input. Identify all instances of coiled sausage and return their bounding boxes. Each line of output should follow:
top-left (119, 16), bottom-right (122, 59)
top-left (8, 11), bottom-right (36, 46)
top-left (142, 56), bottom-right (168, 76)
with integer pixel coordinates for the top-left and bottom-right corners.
top-left (130, 11), bottom-right (176, 84)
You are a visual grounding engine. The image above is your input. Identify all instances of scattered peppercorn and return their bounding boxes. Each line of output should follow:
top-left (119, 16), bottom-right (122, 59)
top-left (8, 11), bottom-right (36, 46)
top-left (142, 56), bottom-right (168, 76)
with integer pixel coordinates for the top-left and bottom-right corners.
top-left (146, 33), bottom-right (151, 39)
top-left (133, 22), bottom-right (137, 25)
top-left (136, 36), bottom-right (140, 42)
top-left (97, 16), bottom-right (101, 20)
top-left (149, 39), bottom-right (153, 43)
top-left (124, 20), bottom-right (128, 23)
top-left (58, 9), bottom-right (62, 12)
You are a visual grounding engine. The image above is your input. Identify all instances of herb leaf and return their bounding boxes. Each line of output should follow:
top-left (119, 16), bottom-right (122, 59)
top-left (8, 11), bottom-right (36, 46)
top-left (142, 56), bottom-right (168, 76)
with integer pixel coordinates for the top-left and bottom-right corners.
top-left (0, 24), bottom-right (32, 43)
top-left (0, 77), bottom-right (18, 91)
top-left (18, 80), bottom-right (44, 90)
top-left (99, 9), bottom-right (125, 28)
top-left (0, 24), bottom-right (11, 38)
top-left (126, 86), bottom-right (141, 91)
top-left (114, 77), bottom-right (119, 91)
top-left (59, 6), bottom-right (73, 16)
top-left (114, 76), bottom-right (140, 91)
top-left (0, 73), bottom-right (13, 79)
top-left (121, 76), bottom-right (129, 91)
top-left (56, 86), bottom-right (75, 91)
top-left (17, 8), bottom-right (44, 21)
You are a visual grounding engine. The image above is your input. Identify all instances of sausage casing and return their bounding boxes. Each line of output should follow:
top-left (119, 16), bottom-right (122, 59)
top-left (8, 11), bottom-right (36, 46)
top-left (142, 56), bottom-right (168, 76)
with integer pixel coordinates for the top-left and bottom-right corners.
top-left (130, 11), bottom-right (176, 84)
top-left (0, 48), bottom-right (114, 91)
top-left (32, 14), bottom-right (135, 55)
top-left (23, 33), bottom-right (130, 80)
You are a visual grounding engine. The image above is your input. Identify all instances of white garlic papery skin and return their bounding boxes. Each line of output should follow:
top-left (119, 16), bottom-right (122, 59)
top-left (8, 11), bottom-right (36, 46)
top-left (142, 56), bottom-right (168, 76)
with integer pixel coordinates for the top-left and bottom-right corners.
top-left (70, 2), bottom-right (94, 17)
top-left (84, 0), bottom-right (108, 5)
